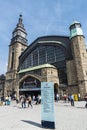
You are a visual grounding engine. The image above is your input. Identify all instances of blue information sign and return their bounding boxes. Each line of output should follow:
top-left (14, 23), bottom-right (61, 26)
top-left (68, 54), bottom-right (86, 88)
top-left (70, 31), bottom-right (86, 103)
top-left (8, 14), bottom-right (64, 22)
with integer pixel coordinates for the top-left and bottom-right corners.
top-left (41, 82), bottom-right (55, 129)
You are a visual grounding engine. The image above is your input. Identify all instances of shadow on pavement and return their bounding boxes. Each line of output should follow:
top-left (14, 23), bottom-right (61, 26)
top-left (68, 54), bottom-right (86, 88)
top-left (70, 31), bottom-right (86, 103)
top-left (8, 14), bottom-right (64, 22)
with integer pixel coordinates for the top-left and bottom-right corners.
top-left (21, 120), bottom-right (41, 128)
top-left (76, 107), bottom-right (86, 109)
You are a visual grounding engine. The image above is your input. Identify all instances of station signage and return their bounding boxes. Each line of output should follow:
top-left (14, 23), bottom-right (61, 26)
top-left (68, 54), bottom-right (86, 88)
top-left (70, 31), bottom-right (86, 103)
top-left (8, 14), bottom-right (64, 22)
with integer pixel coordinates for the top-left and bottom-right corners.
top-left (41, 82), bottom-right (55, 129)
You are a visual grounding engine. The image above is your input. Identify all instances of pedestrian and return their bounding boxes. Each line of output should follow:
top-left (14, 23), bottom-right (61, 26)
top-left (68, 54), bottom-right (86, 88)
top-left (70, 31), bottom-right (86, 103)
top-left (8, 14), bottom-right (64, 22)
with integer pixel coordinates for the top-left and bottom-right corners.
top-left (68, 94), bottom-right (71, 103)
top-left (5, 96), bottom-right (9, 105)
top-left (24, 96), bottom-right (26, 108)
top-left (56, 93), bottom-right (59, 102)
top-left (35, 96), bottom-right (39, 105)
top-left (28, 96), bottom-right (33, 108)
top-left (84, 95), bottom-right (87, 108)
top-left (38, 95), bottom-right (41, 104)
top-left (70, 94), bottom-right (74, 106)
top-left (63, 94), bottom-right (67, 102)
top-left (78, 93), bottom-right (81, 101)
top-left (85, 101), bottom-right (87, 108)
top-left (8, 95), bottom-right (11, 105)
top-left (21, 95), bottom-right (26, 108)
top-left (32, 95), bottom-right (35, 104)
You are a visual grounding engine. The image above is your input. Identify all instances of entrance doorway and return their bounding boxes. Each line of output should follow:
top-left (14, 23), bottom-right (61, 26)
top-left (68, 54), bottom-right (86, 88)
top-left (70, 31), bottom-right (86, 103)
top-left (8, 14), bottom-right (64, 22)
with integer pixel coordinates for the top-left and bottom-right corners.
top-left (19, 90), bottom-right (41, 98)
top-left (19, 75), bottom-right (41, 98)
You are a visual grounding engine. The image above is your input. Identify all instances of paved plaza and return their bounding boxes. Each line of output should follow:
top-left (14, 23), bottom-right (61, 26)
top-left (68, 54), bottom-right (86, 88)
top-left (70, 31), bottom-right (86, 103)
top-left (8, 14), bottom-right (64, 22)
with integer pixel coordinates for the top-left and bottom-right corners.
top-left (0, 100), bottom-right (87, 130)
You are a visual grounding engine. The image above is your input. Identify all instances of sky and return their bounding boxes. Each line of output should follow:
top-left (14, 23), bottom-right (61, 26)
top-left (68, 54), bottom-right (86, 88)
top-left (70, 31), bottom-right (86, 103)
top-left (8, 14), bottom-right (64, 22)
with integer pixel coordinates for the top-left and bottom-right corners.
top-left (0, 0), bottom-right (87, 75)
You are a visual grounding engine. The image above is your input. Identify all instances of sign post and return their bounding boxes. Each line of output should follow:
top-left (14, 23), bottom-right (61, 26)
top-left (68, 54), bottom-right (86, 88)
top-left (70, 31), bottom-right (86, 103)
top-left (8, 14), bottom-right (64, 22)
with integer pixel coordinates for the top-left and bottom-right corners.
top-left (41, 82), bottom-right (55, 129)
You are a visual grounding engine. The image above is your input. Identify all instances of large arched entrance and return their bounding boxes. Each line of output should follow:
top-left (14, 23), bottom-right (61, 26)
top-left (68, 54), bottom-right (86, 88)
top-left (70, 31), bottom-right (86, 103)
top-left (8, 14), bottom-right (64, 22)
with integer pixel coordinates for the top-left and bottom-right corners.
top-left (19, 74), bottom-right (41, 98)
top-left (19, 74), bottom-right (59, 99)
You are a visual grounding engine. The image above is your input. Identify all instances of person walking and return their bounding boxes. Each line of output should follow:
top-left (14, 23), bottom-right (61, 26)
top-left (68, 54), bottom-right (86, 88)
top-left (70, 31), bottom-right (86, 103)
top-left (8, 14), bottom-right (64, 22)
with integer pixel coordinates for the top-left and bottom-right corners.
top-left (70, 94), bottom-right (74, 106)
top-left (63, 94), bottom-right (67, 102)
top-left (68, 94), bottom-right (71, 103)
top-left (78, 93), bottom-right (81, 101)
top-left (21, 95), bottom-right (26, 108)
top-left (84, 95), bottom-right (87, 108)
top-left (56, 94), bottom-right (59, 102)
top-left (28, 96), bottom-right (33, 108)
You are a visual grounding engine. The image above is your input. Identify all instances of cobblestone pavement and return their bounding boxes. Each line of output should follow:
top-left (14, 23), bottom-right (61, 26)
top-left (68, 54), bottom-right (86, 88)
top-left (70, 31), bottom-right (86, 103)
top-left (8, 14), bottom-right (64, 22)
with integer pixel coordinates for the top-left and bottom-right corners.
top-left (0, 100), bottom-right (87, 130)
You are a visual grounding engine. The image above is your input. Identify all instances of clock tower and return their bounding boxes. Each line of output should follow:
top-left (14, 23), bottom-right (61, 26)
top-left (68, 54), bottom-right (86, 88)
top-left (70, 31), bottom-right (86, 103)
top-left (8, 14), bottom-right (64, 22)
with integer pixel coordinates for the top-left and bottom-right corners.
top-left (5, 15), bottom-right (28, 98)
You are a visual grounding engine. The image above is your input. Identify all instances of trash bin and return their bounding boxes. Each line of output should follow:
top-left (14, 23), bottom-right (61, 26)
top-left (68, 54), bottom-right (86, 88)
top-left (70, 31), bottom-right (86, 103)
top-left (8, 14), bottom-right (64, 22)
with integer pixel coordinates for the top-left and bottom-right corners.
top-left (73, 94), bottom-right (78, 101)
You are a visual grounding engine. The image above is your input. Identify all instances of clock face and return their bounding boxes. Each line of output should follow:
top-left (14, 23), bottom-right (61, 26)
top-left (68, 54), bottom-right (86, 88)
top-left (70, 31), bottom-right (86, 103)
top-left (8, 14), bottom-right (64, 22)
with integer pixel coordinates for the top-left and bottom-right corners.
top-left (13, 31), bottom-right (26, 38)
top-left (21, 32), bottom-right (26, 38)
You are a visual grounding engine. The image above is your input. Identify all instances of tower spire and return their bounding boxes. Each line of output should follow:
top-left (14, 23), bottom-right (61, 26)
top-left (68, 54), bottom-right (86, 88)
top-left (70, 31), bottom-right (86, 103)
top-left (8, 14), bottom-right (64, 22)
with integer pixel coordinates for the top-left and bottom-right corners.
top-left (17, 14), bottom-right (24, 27)
top-left (11, 14), bottom-right (28, 45)
top-left (19, 14), bottom-right (23, 24)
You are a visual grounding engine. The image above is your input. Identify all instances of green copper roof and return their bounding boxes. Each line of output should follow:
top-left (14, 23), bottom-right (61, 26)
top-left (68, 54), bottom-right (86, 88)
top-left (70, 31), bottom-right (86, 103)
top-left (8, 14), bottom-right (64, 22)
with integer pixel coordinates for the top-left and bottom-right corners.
top-left (70, 28), bottom-right (83, 39)
top-left (18, 64), bottom-right (56, 74)
top-left (70, 21), bottom-right (80, 26)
